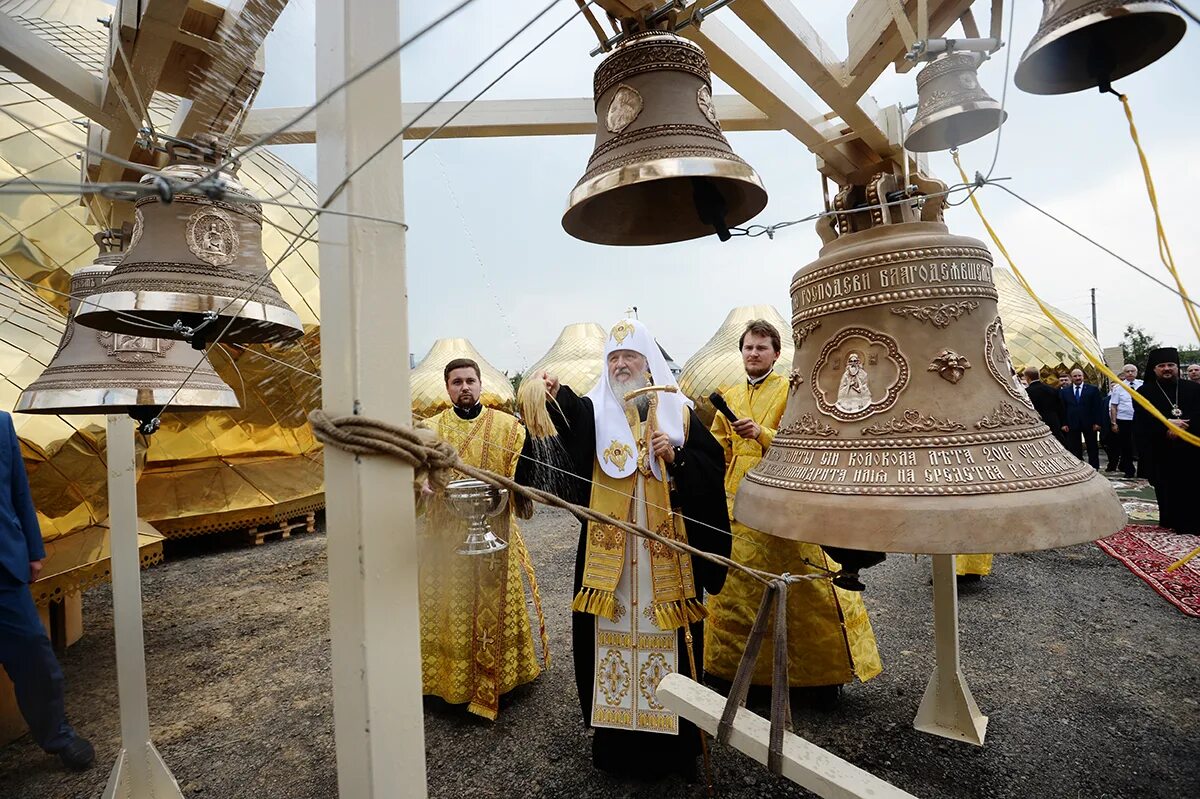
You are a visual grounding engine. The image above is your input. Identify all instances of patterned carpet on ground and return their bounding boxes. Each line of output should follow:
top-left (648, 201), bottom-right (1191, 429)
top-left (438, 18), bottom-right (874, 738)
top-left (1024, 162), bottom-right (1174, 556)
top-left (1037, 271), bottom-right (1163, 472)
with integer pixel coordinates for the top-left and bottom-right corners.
top-left (1095, 471), bottom-right (1200, 618)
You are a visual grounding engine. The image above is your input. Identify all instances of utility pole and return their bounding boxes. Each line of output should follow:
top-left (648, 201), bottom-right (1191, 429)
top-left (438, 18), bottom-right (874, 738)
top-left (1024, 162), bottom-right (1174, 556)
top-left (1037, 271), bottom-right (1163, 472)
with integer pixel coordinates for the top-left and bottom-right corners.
top-left (1090, 288), bottom-right (1098, 338)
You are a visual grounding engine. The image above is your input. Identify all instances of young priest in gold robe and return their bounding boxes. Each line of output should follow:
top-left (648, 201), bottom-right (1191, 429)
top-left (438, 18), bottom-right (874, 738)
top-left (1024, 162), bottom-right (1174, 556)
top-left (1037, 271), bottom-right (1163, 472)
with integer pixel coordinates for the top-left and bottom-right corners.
top-left (523, 319), bottom-right (730, 780)
top-left (704, 319), bottom-right (881, 708)
top-left (418, 358), bottom-right (546, 720)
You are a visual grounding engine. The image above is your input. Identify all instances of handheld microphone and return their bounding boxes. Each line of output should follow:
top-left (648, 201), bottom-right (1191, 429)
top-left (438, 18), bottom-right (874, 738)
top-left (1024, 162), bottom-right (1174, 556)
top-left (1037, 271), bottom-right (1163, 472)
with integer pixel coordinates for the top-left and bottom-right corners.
top-left (708, 392), bottom-right (739, 424)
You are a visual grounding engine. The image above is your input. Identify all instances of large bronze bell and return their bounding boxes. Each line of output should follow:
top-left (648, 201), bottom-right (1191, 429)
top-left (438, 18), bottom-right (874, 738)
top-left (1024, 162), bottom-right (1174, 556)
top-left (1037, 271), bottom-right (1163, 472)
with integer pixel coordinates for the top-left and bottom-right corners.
top-left (1014, 0), bottom-right (1186, 95)
top-left (904, 52), bottom-right (1006, 153)
top-left (733, 174), bottom-right (1125, 554)
top-left (562, 30), bottom-right (768, 245)
top-left (16, 230), bottom-right (240, 426)
top-left (75, 135), bottom-right (304, 346)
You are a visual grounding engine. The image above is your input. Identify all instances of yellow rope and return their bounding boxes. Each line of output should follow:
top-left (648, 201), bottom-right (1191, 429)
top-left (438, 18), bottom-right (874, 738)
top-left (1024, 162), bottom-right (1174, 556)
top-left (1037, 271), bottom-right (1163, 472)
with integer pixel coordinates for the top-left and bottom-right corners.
top-left (951, 151), bottom-right (1200, 449)
top-left (1166, 545), bottom-right (1200, 573)
top-left (1118, 93), bottom-right (1200, 343)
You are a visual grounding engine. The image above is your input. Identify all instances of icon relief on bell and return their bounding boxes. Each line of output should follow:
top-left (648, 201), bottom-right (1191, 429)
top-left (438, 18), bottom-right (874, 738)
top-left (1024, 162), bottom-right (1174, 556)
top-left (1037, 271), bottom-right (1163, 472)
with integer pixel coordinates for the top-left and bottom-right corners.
top-left (928, 349), bottom-right (971, 383)
top-left (97, 331), bottom-right (174, 364)
top-left (984, 316), bottom-right (1035, 406)
top-left (185, 208), bottom-right (239, 267)
top-left (697, 85), bottom-right (720, 129)
top-left (606, 85), bottom-right (643, 134)
top-left (812, 328), bottom-right (909, 421)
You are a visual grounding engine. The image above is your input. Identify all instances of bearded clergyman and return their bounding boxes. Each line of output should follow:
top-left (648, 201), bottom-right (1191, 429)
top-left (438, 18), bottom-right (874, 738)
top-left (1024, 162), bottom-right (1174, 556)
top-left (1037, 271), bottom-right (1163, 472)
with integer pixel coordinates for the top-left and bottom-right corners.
top-left (521, 319), bottom-right (730, 780)
top-left (1134, 347), bottom-right (1200, 534)
top-left (418, 358), bottom-right (547, 719)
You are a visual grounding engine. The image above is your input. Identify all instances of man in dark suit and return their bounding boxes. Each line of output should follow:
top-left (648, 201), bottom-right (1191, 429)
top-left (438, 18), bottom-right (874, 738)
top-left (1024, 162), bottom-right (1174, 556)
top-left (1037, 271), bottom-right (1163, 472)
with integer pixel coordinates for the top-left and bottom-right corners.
top-left (1024, 366), bottom-right (1065, 445)
top-left (0, 411), bottom-right (93, 770)
top-left (1059, 369), bottom-right (1106, 469)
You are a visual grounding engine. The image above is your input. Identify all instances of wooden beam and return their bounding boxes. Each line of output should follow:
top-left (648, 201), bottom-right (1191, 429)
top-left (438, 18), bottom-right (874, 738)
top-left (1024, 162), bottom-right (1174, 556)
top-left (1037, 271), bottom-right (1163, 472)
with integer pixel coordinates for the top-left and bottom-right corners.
top-left (95, 0), bottom-right (191, 185)
top-left (170, 0), bottom-right (285, 139)
top-left (731, 0), bottom-right (894, 157)
top-left (233, 95), bottom-right (779, 145)
top-left (657, 674), bottom-right (919, 799)
top-left (844, 0), bottom-right (973, 92)
top-left (0, 12), bottom-right (114, 127)
top-left (681, 17), bottom-right (865, 181)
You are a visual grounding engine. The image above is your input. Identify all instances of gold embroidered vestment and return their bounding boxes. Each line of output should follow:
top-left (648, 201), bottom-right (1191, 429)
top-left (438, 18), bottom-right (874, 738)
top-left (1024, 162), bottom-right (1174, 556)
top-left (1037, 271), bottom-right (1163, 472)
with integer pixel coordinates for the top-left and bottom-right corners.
top-left (420, 408), bottom-right (545, 719)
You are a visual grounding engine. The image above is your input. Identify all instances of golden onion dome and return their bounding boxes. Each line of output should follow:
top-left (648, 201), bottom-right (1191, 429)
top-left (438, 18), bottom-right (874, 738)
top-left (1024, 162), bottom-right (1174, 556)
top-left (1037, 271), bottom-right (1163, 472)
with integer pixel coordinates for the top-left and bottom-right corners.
top-left (679, 305), bottom-right (794, 425)
top-left (411, 338), bottom-right (515, 419)
top-left (0, 1), bottom-right (324, 548)
top-left (523, 322), bottom-right (606, 395)
top-left (995, 268), bottom-right (1103, 382)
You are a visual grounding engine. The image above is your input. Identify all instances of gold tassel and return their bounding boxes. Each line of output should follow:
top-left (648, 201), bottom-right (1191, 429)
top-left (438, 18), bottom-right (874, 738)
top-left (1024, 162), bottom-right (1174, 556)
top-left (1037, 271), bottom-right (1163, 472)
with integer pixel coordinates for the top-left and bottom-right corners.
top-left (571, 588), bottom-right (592, 614)
top-left (572, 588), bottom-right (619, 620)
top-left (518, 378), bottom-right (560, 440)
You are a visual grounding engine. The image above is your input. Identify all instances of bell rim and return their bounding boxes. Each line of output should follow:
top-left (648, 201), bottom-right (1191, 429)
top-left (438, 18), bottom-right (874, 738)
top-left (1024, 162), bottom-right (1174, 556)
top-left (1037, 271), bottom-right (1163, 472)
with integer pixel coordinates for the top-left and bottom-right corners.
top-left (562, 157), bottom-right (768, 246)
top-left (903, 103), bottom-right (1008, 153)
top-left (733, 469), bottom-right (1126, 554)
top-left (1014, 4), bottom-right (1186, 94)
top-left (14, 385), bottom-right (241, 415)
top-left (74, 291), bottom-right (305, 343)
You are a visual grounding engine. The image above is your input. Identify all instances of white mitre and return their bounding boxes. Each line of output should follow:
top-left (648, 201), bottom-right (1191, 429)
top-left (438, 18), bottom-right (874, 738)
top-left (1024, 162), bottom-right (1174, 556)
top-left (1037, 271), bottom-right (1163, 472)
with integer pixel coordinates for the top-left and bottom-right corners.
top-left (585, 318), bottom-right (693, 480)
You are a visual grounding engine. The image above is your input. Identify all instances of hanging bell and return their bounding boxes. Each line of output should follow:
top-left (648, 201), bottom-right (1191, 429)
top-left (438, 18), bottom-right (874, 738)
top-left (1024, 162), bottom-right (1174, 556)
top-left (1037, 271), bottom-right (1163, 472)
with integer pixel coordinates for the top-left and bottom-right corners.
top-left (1013, 0), bottom-right (1186, 95)
top-left (16, 229), bottom-right (240, 429)
top-left (733, 174), bottom-right (1125, 554)
top-left (904, 52), bottom-right (1007, 153)
top-left (75, 134), bottom-right (304, 347)
top-left (562, 30), bottom-right (768, 246)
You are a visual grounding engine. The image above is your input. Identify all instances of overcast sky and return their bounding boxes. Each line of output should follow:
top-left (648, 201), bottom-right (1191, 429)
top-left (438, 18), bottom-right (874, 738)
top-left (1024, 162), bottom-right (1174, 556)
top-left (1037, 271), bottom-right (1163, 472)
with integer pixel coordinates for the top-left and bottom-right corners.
top-left (255, 1), bottom-right (1200, 373)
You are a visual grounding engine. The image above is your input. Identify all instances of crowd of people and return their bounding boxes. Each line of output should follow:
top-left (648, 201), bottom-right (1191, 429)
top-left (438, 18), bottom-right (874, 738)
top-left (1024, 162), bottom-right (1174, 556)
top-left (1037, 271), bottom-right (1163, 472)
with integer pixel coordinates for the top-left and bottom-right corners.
top-left (414, 319), bottom-right (1199, 782)
top-left (4, 314), bottom-right (1196, 782)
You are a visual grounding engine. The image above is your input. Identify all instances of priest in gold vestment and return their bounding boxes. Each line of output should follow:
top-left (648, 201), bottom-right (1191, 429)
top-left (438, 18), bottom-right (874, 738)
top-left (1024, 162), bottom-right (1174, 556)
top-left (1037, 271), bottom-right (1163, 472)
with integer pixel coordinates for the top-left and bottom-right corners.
top-left (419, 358), bottom-right (546, 720)
top-left (704, 320), bottom-right (881, 706)
top-left (524, 319), bottom-right (730, 779)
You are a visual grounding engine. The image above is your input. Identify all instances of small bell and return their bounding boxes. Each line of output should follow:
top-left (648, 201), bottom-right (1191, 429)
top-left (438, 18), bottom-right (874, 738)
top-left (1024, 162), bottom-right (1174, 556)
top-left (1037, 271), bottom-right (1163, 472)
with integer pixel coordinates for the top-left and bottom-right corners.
top-left (904, 52), bottom-right (1007, 153)
top-left (16, 229), bottom-right (240, 429)
top-left (1014, 0), bottom-right (1186, 95)
top-left (562, 30), bottom-right (768, 246)
top-left (75, 134), bottom-right (304, 346)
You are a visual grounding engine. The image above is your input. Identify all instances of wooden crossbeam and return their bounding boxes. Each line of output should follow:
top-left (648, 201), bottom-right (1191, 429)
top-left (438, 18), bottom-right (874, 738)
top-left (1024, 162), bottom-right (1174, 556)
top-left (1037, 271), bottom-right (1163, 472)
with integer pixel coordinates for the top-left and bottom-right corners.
top-left (233, 95), bottom-right (778, 145)
top-left (169, 0), bottom-right (285, 139)
top-left (657, 674), bottom-right (920, 799)
top-left (0, 12), bottom-right (114, 127)
top-left (681, 17), bottom-right (868, 182)
top-left (845, 0), bottom-right (974, 94)
top-left (730, 0), bottom-right (894, 158)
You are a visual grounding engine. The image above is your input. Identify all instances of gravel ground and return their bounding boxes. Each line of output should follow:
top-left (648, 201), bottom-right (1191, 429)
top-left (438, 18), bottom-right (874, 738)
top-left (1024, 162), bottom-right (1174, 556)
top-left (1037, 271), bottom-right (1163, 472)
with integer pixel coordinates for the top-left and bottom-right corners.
top-left (1, 507), bottom-right (1197, 799)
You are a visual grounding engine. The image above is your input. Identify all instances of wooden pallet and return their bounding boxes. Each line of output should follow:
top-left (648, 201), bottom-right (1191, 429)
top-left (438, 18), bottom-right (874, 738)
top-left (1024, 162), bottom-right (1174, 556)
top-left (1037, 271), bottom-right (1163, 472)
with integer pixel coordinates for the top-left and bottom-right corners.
top-left (247, 511), bottom-right (317, 546)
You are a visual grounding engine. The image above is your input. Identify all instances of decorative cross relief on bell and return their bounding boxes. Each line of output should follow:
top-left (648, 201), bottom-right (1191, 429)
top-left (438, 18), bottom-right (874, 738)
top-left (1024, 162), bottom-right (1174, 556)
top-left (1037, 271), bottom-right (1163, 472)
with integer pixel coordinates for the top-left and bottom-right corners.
top-left (1014, 0), bottom-right (1186, 95)
top-left (562, 30), bottom-right (768, 246)
top-left (16, 229), bottom-right (240, 428)
top-left (75, 134), bottom-right (304, 347)
top-left (904, 52), bottom-right (1007, 153)
top-left (733, 173), bottom-right (1125, 555)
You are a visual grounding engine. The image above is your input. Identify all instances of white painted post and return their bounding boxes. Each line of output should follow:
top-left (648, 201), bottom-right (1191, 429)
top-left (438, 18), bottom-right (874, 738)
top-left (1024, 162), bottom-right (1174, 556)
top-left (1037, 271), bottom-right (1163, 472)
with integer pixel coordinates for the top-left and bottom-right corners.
top-left (913, 554), bottom-right (988, 745)
top-left (102, 414), bottom-right (183, 799)
top-left (315, 1), bottom-right (427, 797)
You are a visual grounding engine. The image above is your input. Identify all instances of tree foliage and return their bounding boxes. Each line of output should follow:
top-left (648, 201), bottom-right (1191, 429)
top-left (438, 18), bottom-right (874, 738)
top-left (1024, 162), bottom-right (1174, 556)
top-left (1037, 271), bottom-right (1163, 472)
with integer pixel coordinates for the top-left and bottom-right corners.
top-left (1121, 324), bottom-right (1160, 368)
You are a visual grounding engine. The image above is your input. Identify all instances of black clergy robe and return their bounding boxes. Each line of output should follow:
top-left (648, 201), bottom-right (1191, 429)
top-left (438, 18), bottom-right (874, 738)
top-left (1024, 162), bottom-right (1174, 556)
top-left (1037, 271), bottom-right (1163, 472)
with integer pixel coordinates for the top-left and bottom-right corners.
top-left (529, 385), bottom-right (731, 779)
top-left (1133, 377), bottom-right (1200, 534)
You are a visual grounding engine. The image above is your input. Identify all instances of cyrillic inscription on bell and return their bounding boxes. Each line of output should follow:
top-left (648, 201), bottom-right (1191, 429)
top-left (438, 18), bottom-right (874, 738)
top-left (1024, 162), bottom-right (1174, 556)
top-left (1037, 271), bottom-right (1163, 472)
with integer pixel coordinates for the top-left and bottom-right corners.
top-left (562, 30), bottom-right (768, 246)
top-left (74, 134), bottom-right (304, 346)
top-left (734, 174), bottom-right (1125, 555)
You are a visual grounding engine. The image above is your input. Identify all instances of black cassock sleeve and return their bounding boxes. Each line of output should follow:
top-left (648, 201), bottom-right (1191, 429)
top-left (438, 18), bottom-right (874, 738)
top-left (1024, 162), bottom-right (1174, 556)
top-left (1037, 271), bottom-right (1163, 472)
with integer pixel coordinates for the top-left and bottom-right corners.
top-left (515, 385), bottom-right (596, 507)
top-left (670, 409), bottom-right (732, 597)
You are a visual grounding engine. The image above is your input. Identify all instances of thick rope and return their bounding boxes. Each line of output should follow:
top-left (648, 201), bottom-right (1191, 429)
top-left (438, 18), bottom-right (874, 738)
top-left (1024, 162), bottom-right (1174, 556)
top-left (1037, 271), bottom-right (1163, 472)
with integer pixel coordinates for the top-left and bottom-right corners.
top-left (309, 410), bottom-right (830, 588)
